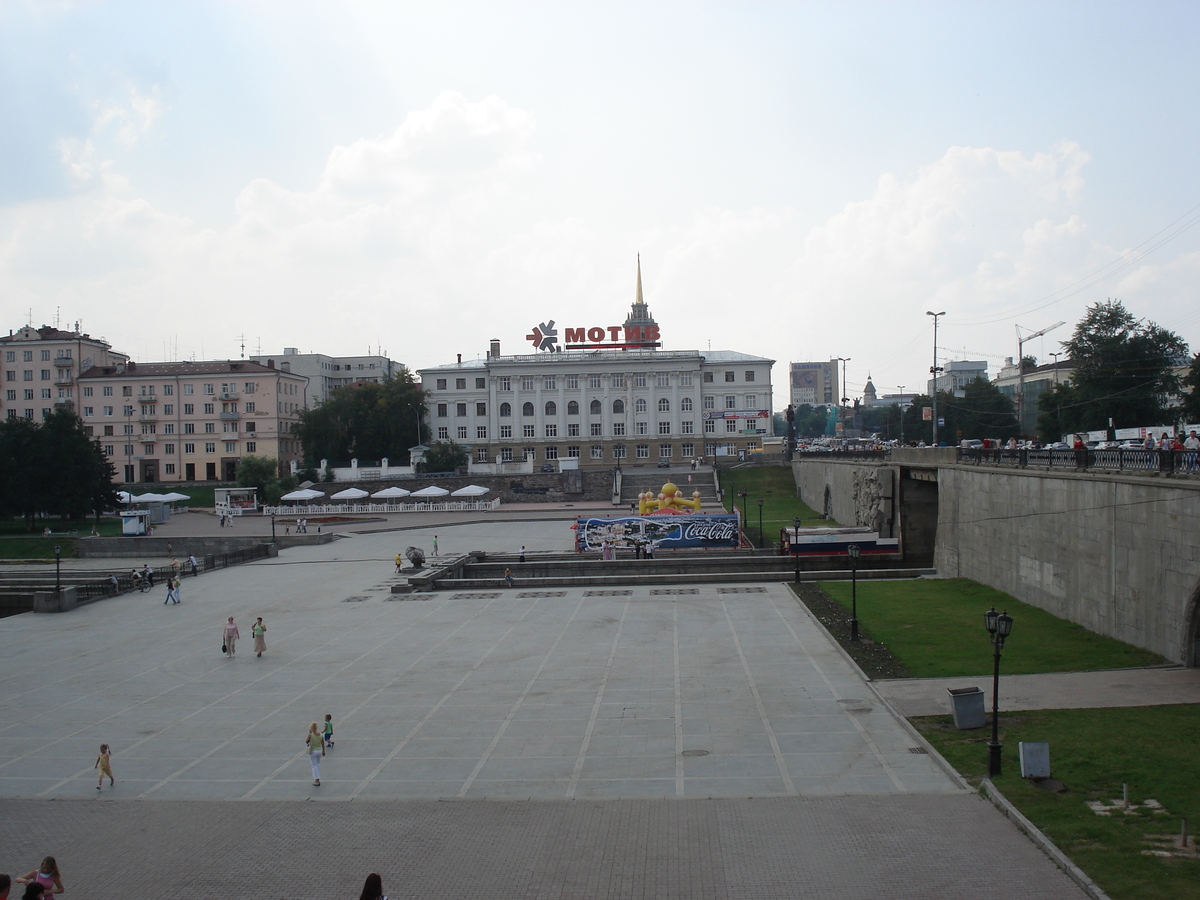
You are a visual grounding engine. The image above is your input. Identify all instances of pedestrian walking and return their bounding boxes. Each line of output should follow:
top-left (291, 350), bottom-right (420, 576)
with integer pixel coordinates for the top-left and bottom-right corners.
top-left (188, 554), bottom-right (198, 576)
top-left (95, 742), bottom-right (114, 790)
top-left (15, 858), bottom-right (63, 897)
top-left (358, 873), bottom-right (385, 900)
top-left (504, 567), bottom-right (513, 588)
top-left (432, 534), bottom-right (438, 556)
top-left (323, 713), bottom-right (334, 748)
top-left (306, 722), bottom-right (324, 785)
top-left (252, 617), bottom-right (267, 657)
top-left (394, 552), bottom-right (403, 573)
top-left (162, 576), bottom-right (175, 605)
top-left (223, 617), bottom-right (240, 657)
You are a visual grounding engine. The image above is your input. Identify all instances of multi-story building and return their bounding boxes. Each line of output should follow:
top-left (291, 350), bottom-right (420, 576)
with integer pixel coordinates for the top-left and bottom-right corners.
top-left (76, 360), bottom-right (308, 483)
top-left (993, 356), bottom-right (1074, 434)
top-left (1, 325), bottom-right (129, 422)
top-left (928, 359), bottom-right (988, 395)
top-left (789, 360), bottom-right (839, 408)
top-left (250, 349), bottom-right (398, 407)
top-left (418, 269), bottom-right (774, 468)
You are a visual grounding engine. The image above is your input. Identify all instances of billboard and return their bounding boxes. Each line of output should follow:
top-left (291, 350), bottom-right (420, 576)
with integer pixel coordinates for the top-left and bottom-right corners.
top-left (575, 514), bottom-right (739, 552)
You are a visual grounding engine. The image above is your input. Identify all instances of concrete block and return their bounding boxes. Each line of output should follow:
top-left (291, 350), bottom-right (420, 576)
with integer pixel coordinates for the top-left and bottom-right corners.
top-left (33, 587), bottom-right (78, 614)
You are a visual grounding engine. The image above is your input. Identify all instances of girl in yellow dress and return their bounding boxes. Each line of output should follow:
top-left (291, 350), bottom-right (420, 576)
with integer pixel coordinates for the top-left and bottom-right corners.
top-left (95, 743), bottom-right (113, 789)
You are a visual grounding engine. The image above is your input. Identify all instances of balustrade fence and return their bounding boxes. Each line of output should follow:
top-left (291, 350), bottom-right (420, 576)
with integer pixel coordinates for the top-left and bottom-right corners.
top-left (261, 499), bottom-right (500, 516)
top-left (958, 447), bottom-right (1199, 474)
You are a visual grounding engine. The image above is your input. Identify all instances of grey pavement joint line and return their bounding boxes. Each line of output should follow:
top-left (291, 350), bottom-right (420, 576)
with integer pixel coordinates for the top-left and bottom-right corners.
top-left (347, 595), bottom-right (548, 799)
top-left (673, 602), bottom-right (684, 797)
top-left (567, 598), bottom-right (631, 798)
top-left (770, 587), bottom-right (908, 791)
top-left (136, 595), bottom-right (458, 798)
top-left (457, 596), bottom-right (588, 796)
top-left (241, 594), bottom-right (481, 799)
top-left (720, 598), bottom-right (795, 794)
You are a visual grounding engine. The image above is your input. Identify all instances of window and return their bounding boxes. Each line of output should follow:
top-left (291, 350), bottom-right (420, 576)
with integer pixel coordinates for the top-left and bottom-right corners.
top-left (437, 427), bottom-right (448, 440)
top-left (499, 402), bottom-right (511, 417)
top-left (567, 400), bottom-right (579, 415)
top-left (746, 441), bottom-right (759, 451)
top-left (681, 397), bottom-right (693, 411)
top-left (635, 398), bottom-right (647, 413)
top-left (523, 447), bottom-right (535, 460)
top-left (545, 446), bottom-right (558, 459)
top-left (436, 378), bottom-right (447, 390)
top-left (682, 421), bottom-right (694, 434)
top-left (243, 422), bottom-right (254, 433)
top-left (591, 422), bottom-right (603, 437)
top-left (183, 403), bottom-right (194, 415)
top-left (245, 402), bottom-right (255, 413)
top-left (589, 374), bottom-right (602, 389)
top-left (725, 395), bottom-right (736, 409)
top-left (590, 399), bottom-right (602, 415)
top-left (658, 398), bottom-right (670, 412)
top-left (659, 421), bottom-right (671, 435)
top-left (543, 401), bottom-right (556, 416)
top-left (612, 422), bottom-right (625, 436)
top-left (545, 424), bottom-right (557, 437)
top-left (612, 444), bottom-right (625, 459)
top-left (22, 351), bottom-right (32, 362)
top-left (103, 405), bottom-right (113, 416)
top-left (500, 425), bottom-right (512, 438)
top-left (164, 463), bottom-right (176, 474)
top-left (457, 426), bottom-right (468, 439)
top-left (475, 377), bottom-right (486, 389)
top-left (4, 390), bottom-right (13, 400)
top-left (164, 443), bottom-right (175, 454)
top-left (164, 423), bottom-right (175, 434)
top-left (745, 394), bottom-right (757, 408)
top-left (500, 447), bottom-right (513, 462)
top-left (184, 423), bottom-right (195, 434)
top-left (567, 445), bottom-right (580, 458)
top-left (2, 352), bottom-right (10, 361)
top-left (522, 402), bottom-right (534, 417)
top-left (745, 370), bottom-right (755, 382)
top-left (681, 443), bottom-right (694, 457)
top-left (523, 424), bottom-right (535, 438)
top-left (656, 373), bottom-right (670, 387)
top-left (122, 404), bottom-right (134, 416)
top-left (437, 403), bottom-right (448, 417)
top-left (24, 389), bottom-right (33, 400)
top-left (82, 386), bottom-right (93, 397)
top-left (703, 372), bottom-right (714, 383)
top-left (23, 371), bottom-right (32, 381)
top-left (40, 350), bottom-right (50, 360)
top-left (184, 443), bottom-right (194, 454)
top-left (726, 442), bottom-right (737, 456)
top-left (726, 419), bottom-right (739, 433)
top-left (123, 423), bottom-right (134, 435)
top-left (163, 404), bottom-right (173, 415)
top-left (591, 445), bottom-right (604, 459)
top-left (634, 373), bottom-right (647, 388)
top-left (456, 403), bottom-right (467, 417)
top-left (567, 423), bottom-right (579, 437)
top-left (613, 374), bottom-right (627, 389)
top-left (141, 424), bottom-right (156, 435)
top-left (204, 384), bottom-right (214, 394)
top-left (565, 375), bottom-right (579, 390)
top-left (42, 389), bottom-right (51, 399)
top-left (182, 384), bottom-right (192, 395)
top-left (245, 442), bottom-right (256, 453)
top-left (660, 444), bottom-right (672, 458)
top-left (636, 444), bottom-right (649, 459)
top-left (3, 371), bottom-right (12, 382)
top-left (205, 423), bottom-right (215, 433)
top-left (476, 448), bottom-right (488, 462)
top-left (612, 399), bottom-right (624, 414)
top-left (205, 442), bottom-right (216, 453)
top-left (476, 402), bottom-right (487, 416)
top-left (203, 403), bottom-right (215, 414)
top-left (40, 370), bottom-right (50, 380)
top-left (103, 444), bottom-right (114, 455)
top-left (724, 371), bottom-right (735, 382)
top-left (455, 378), bottom-right (466, 390)
top-left (498, 376), bottom-right (511, 391)
top-left (83, 406), bottom-right (93, 417)
top-left (544, 376), bottom-right (555, 390)
top-left (704, 420), bottom-right (716, 433)
top-left (477, 426), bottom-right (488, 439)
top-left (521, 376), bottom-right (535, 391)
top-left (222, 422), bottom-right (237, 433)
top-left (681, 373), bottom-right (693, 387)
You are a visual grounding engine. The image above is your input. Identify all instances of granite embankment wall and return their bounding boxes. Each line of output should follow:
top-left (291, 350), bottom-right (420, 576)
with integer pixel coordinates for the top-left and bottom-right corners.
top-left (793, 456), bottom-right (1200, 664)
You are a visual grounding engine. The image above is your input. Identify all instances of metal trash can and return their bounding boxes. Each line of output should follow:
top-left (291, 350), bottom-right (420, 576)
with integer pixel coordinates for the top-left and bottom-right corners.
top-left (947, 687), bottom-right (986, 730)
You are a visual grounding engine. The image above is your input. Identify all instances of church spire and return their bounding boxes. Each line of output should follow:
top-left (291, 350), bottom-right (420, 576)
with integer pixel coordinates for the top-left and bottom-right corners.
top-left (635, 253), bottom-right (644, 306)
top-left (624, 254), bottom-right (658, 330)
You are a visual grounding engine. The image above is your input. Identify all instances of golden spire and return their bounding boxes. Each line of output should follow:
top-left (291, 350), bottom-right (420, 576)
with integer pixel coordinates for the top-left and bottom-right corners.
top-left (635, 253), bottom-right (644, 306)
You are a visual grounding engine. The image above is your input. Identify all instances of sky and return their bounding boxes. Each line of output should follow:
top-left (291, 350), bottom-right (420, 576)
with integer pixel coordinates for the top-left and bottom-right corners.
top-left (2, 0), bottom-right (1199, 408)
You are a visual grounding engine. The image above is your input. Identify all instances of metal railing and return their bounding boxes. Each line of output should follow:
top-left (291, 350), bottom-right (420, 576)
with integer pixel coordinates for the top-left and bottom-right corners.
top-left (958, 447), bottom-right (1199, 475)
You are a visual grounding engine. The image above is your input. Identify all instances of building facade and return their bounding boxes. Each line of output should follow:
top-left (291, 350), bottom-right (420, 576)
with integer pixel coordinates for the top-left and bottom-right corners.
top-left (76, 360), bottom-right (308, 483)
top-left (418, 278), bottom-right (773, 468)
top-left (250, 349), bottom-right (398, 407)
top-left (789, 360), bottom-right (839, 408)
top-left (928, 359), bottom-right (988, 395)
top-left (1, 325), bottom-right (129, 422)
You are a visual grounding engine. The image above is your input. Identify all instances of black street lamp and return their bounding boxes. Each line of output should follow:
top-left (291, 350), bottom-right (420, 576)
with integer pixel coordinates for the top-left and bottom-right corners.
top-left (270, 512), bottom-right (276, 543)
top-left (792, 516), bottom-right (801, 583)
top-left (757, 498), bottom-right (764, 549)
top-left (846, 543), bottom-right (861, 642)
top-left (54, 544), bottom-right (62, 593)
top-left (983, 607), bottom-right (1014, 777)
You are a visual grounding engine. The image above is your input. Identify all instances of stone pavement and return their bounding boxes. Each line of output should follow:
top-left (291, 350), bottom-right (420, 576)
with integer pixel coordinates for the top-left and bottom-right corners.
top-left (0, 520), bottom-right (1090, 897)
top-left (874, 666), bottom-right (1200, 717)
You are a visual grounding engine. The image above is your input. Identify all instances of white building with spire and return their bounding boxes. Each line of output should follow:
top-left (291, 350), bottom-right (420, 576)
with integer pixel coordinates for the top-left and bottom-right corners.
top-left (418, 260), bottom-right (774, 468)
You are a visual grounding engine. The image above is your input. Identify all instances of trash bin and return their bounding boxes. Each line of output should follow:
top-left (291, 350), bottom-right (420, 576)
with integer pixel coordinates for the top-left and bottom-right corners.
top-left (947, 687), bottom-right (985, 730)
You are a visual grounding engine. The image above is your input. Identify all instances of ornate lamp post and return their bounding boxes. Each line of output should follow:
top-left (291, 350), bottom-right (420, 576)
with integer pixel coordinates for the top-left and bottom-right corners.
top-left (757, 498), bottom-right (764, 549)
top-left (270, 511), bottom-right (277, 543)
top-left (54, 544), bottom-right (62, 593)
top-left (846, 543), bottom-right (861, 642)
top-left (984, 607), bottom-right (1014, 777)
top-left (792, 516), bottom-right (801, 583)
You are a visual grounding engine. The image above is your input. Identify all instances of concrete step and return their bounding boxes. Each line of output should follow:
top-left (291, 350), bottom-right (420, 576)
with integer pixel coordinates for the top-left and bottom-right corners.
top-left (430, 567), bottom-right (934, 591)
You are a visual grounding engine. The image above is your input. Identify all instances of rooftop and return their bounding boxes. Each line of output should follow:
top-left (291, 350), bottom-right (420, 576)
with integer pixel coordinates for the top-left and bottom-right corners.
top-left (77, 359), bottom-right (301, 379)
top-left (419, 348), bottom-right (774, 372)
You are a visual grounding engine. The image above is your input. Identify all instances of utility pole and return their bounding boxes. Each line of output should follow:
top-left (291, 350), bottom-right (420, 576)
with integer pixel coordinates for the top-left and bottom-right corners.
top-left (926, 312), bottom-right (945, 445)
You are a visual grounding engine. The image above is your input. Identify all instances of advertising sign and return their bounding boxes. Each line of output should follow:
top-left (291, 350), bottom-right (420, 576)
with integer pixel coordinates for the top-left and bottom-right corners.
top-left (526, 319), bottom-right (661, 352)
top-left (575, 514), bottom-right (739, 552)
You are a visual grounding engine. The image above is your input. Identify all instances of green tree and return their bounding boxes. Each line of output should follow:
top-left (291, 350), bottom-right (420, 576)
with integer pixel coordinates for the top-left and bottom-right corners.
top-left (1054, 299), bottom-right (1189, 432)
top-left (858, 403), bottom-right (905, 441)
top-left (235, 454), bottom-right (295, 504)
top-left (937, 378), bottom-right (1019, 442)
top-left (1179, 353), bottom-right (1200, 425)
top-left (417, 440), bottom-right (468, 473)
top-left (297, 370), bottom-right (425, 465)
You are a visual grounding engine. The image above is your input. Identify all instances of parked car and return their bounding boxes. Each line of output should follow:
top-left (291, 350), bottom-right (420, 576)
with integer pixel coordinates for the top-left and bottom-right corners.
top-left (961, 439), bottom-right (984, 449)
top-left (1095, 441), bottom-right (1120, 449)
top-left (1046, 442), bottom-right (1071, 450)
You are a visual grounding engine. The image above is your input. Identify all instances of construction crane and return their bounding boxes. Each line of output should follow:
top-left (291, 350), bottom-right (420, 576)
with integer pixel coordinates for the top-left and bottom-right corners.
top-left (1015, 321), bottom-right (1066, 435)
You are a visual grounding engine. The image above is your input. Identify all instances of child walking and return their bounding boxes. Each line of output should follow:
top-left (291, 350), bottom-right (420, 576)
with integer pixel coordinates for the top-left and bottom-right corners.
top-left (323, 713), bottom-right (335, 748)
top-left (95, 743), bottom-right (113, 789)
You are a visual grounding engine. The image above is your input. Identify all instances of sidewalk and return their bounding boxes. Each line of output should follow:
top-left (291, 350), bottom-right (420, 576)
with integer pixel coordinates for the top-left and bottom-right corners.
top-left (874, 666), bottom-right (1200, 717)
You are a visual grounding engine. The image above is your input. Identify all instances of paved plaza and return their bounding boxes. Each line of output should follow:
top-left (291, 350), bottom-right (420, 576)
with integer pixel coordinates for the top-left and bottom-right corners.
top-left (0, 520), bottom-right (1090, 897)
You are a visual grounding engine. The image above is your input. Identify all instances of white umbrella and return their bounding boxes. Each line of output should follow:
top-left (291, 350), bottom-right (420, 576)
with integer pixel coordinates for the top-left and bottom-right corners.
top-left (133, 492), bottom-right (169, 502)
top-left (158, 492), bottom-right (191, 502)
top-left (281, 488), bottom-right (324, 501)
top-left (450, 484), bottom-right (490, 497)
top-left (116, 491), bottom-right (134, 503)
top-left (410, 485), bottom-right (450, 498)
top-left (370, 486), bottom-right (411, 499)
top-left (330, 487), bottom-right (369, 500)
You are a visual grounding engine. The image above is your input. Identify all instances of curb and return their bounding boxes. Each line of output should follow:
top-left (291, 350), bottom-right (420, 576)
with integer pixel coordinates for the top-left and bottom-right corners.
top-left (980, 778), bottom-right (1112, 900)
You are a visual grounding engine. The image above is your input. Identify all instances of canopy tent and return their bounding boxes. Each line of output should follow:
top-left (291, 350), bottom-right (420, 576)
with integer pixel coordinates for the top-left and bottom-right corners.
top-left (280, 488), bottom-right (325, 501)
top-left (330, 487), bottom-right (370, 500)
top-left (132, 492), bottom-right (170, 502)
top-left (158, 492), bottom-right (191, 502)
top-left (116, 491), bottom-right (134, 503)
top-left (450, 484), bottom-right (490, 497)
top-left (409, 485), bottom-right (450, 498)
top-left (370, 486), bottom-right (411, 499)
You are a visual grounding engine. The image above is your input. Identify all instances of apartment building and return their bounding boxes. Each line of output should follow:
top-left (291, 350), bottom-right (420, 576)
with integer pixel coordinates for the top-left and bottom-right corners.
top-left (1, 324), bottom-right (129, 421)
top-left (250, 349), bottom-right (398, 407)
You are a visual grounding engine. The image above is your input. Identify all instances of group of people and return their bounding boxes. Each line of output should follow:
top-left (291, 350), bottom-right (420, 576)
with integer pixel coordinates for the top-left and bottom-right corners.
top-left (217, 511), bottom-right (235, 527)
top-left (222, 616), bottom-right (268, 658)
top-left (2, 857), bottom-right (64, 899)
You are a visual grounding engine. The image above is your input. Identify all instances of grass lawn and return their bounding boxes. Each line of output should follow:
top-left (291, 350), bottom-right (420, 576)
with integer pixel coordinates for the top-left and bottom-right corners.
top-left (0, 517), bottom-right (125, 558)
top-left (819, 578), bottom-right (1166, 676)
top-left (717, 465), bottom-right (833, 546)
top-left (915, 706), bottom-right (1200, 900)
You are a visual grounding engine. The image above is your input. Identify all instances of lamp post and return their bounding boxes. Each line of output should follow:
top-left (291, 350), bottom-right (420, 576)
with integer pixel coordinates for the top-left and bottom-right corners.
top-left (757, 497), bottom-right (764, 549)
top-left (54, 544), bottom-right (62, 593)
top-left (926, 311), bottom-right (945, 445)
top-left (1049, 352), bottom-right (1061, 386)
top-left (836, 358), bottom-right (851, 435)
top-left (270, 511), bottom-right (276, 543)
top-left (983, 606), bottom-right (1014, 777)
top-left (897, 385), bottom-right (905, 445)
top-left (846, 543), bottom-right (861, 642)
top-left (793, 516), bottom-right (801, 583)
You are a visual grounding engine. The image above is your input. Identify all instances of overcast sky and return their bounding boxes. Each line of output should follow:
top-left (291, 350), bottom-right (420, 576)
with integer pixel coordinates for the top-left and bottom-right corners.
top-left (2, 1), bottom-right (1198, 406)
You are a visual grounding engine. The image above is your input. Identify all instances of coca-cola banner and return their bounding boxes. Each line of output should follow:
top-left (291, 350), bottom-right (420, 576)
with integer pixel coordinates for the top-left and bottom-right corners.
top-left (575, 514), bottom-right (740, 551)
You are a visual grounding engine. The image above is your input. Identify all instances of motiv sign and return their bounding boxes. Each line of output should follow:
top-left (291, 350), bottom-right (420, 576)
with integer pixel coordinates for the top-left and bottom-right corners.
top-left (526, 320), bottom-right (661, 353)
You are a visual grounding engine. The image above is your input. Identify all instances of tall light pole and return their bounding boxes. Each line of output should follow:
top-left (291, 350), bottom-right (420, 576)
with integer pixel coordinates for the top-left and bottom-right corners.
top-left (1049, 352), bottom-right (1061, 386)
top-left (926, 312), bottom-right (945, 445)
top-left (792, 516), bottom-right (801, 583)
top-left (897, 385), bottom-right (905, 445)
top-left (847, 543), bottom-right (861, 642)
top-left (54, 544), bottom-right (62, 593)
top-left (757, 497), bottom-right (764, 549)
top-left (984, 607), bottom-right (1014, 777)
top-left (836, 357), bottom-right (851, 438)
